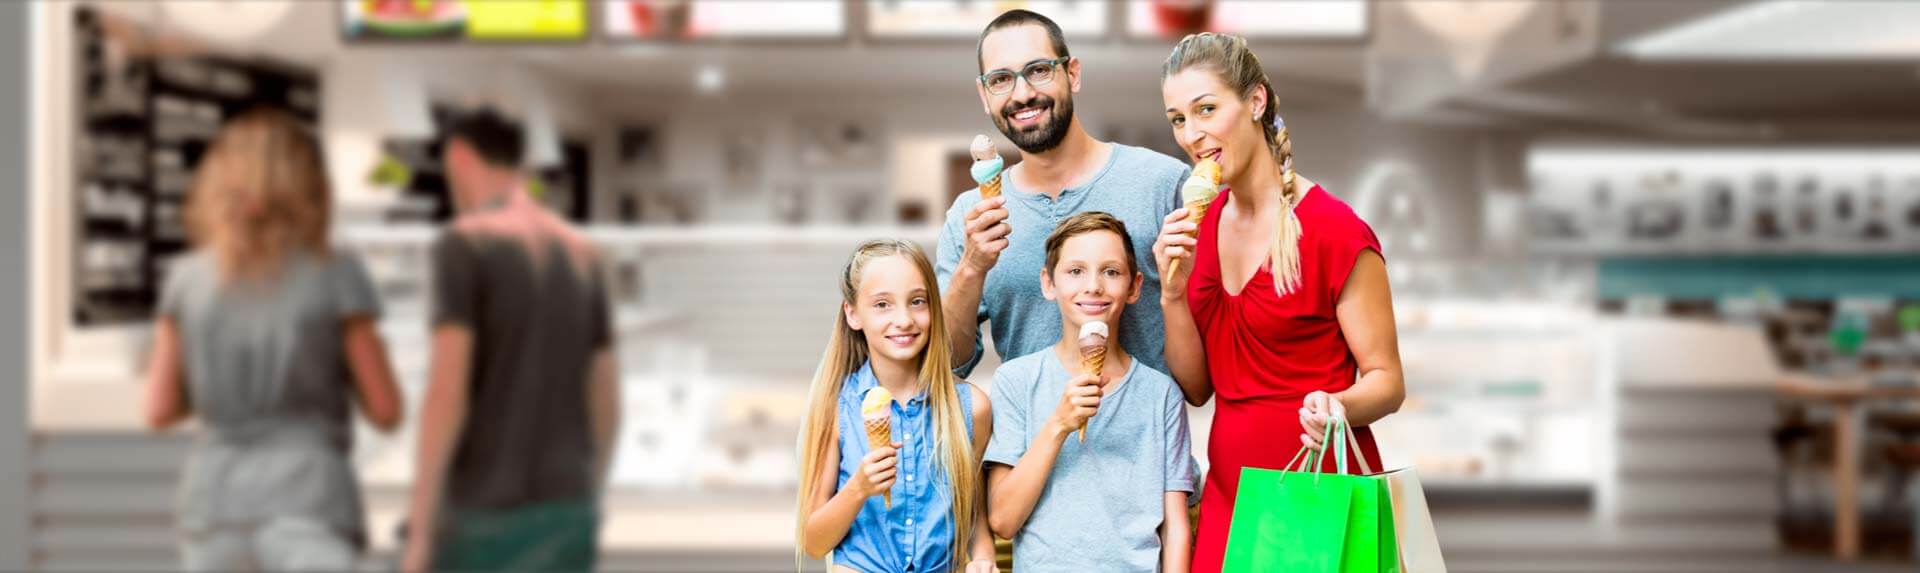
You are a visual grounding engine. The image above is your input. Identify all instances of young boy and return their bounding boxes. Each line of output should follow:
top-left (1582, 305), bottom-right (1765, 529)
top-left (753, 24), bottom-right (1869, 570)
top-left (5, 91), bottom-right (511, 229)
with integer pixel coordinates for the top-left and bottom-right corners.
top-left (984, 212), bottom-right (1195, 572)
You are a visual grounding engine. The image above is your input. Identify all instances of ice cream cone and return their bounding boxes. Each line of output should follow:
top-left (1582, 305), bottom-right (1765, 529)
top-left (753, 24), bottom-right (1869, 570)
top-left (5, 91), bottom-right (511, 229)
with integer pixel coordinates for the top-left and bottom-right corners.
top-left (1076, 321), bottom-right (1109, 443)
top-left (970, 134), bottom-right (1005, 200)
top-left (1168, 158), bottom-right (1222, 278)
top-left (860, 387), bottom-right (893, 508)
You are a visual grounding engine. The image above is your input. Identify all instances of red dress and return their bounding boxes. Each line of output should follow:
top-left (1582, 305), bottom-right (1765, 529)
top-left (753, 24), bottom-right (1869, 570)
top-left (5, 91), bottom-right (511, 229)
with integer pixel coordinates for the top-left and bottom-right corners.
top-left (1187, 185), bottom-right (1386, 573)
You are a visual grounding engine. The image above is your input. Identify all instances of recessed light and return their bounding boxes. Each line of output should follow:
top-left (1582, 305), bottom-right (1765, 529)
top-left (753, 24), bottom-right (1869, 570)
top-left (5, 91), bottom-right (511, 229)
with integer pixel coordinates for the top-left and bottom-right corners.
top-left (696, 65), bottom-right (725, 94)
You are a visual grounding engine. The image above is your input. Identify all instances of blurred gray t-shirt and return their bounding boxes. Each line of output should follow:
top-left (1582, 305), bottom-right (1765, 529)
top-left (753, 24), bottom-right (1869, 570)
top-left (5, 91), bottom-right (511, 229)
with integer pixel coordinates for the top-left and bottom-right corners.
top-left (160, 249), bottom-right (381, 543)
top-left (431, 231), bottom-right (612, 510)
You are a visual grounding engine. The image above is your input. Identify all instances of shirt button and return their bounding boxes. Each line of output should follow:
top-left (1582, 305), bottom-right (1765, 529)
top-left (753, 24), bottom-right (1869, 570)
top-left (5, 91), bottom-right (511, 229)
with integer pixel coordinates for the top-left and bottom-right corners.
top-left (904, 433), bottom-right (911, 441)
top-left (906, 474), bottom-right (913, 481)
top-left (906, 518), bottom-right (914, 526)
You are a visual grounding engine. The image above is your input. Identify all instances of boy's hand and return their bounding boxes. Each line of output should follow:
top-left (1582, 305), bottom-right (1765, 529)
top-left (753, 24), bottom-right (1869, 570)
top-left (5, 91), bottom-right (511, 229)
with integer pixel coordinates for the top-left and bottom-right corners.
top-left (1052, 372), bottom-right (1104, 435)
top-left (966, 559), bottom-right (999, 573)
top-left (852, 443), bottom-right (902, 499)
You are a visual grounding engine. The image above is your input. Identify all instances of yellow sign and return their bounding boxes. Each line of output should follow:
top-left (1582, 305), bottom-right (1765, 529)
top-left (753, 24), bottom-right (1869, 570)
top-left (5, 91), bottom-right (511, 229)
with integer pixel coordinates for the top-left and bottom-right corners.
top-left (465, 0), bottom-right (587, 40)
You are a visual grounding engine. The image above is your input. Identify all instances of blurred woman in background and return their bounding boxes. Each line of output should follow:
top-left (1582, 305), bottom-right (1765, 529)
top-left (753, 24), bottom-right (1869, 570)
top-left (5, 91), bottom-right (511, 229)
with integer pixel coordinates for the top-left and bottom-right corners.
top-left (144, 108), bottom-right (404, 570)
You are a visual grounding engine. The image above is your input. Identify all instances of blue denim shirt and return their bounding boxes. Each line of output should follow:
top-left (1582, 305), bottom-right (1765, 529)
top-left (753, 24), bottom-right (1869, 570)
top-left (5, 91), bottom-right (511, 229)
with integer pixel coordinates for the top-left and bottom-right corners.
top-left (833, 363), bottom-right (976, 573)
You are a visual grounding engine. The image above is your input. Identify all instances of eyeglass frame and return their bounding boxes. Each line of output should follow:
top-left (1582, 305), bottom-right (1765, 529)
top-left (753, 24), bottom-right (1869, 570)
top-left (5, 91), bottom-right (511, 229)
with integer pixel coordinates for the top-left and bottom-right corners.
top-left (977, 57), bottom-right (1073, 96)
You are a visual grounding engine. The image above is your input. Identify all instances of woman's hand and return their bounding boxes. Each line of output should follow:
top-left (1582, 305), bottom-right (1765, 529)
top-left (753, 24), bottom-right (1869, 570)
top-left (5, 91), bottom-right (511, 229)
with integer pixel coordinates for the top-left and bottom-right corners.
top-left (1154, 208), bottom-right (1199, 301)
top-left (851, 443), bottom-right (901, 500)
top-left (1298, 390), bottom-right (1347, 452)
top-left (966, 558), bottom-right (999, 573)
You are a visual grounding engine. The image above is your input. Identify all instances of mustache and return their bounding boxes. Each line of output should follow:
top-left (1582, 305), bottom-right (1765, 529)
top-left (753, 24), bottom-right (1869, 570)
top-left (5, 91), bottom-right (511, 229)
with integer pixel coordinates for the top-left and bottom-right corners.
top-left (1000, 95), bottom-right (1055, 121)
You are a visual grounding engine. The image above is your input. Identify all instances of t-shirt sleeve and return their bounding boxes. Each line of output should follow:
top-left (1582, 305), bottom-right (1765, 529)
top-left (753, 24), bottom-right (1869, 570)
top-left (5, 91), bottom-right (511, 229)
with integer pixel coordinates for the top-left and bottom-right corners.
top-left (330, 251), bottom-right (383, 319)
top-left (430, 233), bottom-right (480, 328)
top-left (936, 194), bottom-right (990, 378)
top-left (1323, 211), bottom-right (1384, 304)
top-left (1162, 380), bottom-right (1196, 493)
top-left (983, 366), bottom-right (1028, 468)
top-left (156, 254), bottom-right (194, 319)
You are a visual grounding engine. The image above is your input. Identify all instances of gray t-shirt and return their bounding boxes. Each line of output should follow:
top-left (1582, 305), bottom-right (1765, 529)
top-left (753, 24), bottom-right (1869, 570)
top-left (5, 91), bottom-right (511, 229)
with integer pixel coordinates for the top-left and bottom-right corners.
top-left (431, 231), bottom-right (612, 510)
top-left (159, 249), bottom-right (381, 542)
top-left (937, 143), bottom-right (1189, 378)
top-left (984, 349), bottom-right (1196, 573)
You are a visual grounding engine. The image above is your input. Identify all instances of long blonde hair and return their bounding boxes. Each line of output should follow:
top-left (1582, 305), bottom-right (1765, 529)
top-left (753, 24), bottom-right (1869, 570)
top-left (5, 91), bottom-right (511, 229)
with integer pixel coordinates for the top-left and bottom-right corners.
top-left (795, 239), bottom-right (978, 571)
top-left (1164, 32), bottom-right (1304, 297)
top-left (185, 109), bottom-right (333, 281)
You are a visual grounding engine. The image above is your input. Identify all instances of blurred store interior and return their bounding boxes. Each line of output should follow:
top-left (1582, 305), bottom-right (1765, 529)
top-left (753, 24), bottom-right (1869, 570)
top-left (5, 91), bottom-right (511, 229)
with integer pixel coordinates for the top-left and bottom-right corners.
top-left (11, 0), bottom-right (1920, 571)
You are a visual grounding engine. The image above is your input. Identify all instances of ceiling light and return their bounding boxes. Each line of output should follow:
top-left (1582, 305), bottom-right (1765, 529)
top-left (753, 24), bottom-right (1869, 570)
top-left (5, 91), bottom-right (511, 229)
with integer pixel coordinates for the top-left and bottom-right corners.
top-left (696, 65), bottom-right (725, 94)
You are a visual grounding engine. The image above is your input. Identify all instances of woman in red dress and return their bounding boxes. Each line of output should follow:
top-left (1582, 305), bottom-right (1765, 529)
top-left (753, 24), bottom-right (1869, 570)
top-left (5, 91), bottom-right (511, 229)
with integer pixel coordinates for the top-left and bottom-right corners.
top-left (1151, 33), bottom-right (1407, 573)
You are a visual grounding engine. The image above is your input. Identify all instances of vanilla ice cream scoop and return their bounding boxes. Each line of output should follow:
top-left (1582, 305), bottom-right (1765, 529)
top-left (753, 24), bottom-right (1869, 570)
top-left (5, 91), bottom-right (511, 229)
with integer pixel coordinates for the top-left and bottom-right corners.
top-left (1078, 321), bottom-right (1109, 348)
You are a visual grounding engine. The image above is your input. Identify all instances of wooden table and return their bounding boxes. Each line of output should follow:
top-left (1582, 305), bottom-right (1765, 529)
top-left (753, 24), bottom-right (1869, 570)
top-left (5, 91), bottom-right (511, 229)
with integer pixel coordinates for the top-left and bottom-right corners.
top-left (1776, 373), bottom-right (1920, 560)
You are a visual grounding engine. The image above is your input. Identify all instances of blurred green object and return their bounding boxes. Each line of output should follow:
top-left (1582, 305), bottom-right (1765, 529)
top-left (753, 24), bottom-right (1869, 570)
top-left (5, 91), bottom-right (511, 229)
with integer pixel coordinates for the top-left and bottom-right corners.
top-left (1898, 305), bottom-right (1920, 334)
top-left (366, 154), bottom-right (412, 189)
top-left (526, 177), bottom-right (549, 201)
top-left (1830, 310), bottom-right (1868, 357)
top-left (432, 499), bottom-right (597, 571)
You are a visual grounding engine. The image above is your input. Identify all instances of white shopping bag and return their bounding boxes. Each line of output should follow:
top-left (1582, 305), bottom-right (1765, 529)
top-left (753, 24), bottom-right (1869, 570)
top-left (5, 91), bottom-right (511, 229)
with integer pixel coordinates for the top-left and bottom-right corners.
top-left (1381, 467), bottom-right (1447, 573)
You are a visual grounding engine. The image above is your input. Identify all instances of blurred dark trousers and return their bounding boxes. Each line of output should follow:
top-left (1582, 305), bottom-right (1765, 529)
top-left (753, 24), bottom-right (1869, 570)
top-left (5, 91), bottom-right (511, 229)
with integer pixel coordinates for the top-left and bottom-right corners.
top-left (435, 498), bottom-right (599, 572)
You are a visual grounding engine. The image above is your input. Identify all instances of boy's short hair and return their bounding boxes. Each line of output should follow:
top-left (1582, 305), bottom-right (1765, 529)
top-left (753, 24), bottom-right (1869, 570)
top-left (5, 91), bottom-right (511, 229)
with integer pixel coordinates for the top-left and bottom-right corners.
top-left (443, 107), bottom-right (523, 169)
top-left (1043, 211), bottom-right (1138, 276)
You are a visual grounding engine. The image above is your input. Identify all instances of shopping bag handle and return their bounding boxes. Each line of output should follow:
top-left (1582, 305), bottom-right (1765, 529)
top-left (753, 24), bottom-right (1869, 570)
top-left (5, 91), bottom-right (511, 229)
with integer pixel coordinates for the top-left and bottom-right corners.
top-left (1279, 415), bottom-right (1377, 483)
top-left (1311, 416), bottom-right (1378, 477)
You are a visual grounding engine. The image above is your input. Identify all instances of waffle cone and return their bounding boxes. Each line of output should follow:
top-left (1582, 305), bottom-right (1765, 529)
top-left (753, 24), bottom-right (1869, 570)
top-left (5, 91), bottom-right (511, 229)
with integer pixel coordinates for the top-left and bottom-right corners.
top-left (1077, 346), bottom-right (1106, 443)
top-left (863, 416), bottom-right (892, 508)
top-left (1168, 195), bottom-right (1216, 279)
top-left (979, 175), bottom-right (1002, 199)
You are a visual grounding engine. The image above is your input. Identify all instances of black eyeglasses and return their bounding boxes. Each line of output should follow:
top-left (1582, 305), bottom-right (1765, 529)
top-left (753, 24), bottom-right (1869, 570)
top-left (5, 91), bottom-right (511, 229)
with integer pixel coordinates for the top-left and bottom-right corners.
top-left (978, 57), bottom-right (1070, 96)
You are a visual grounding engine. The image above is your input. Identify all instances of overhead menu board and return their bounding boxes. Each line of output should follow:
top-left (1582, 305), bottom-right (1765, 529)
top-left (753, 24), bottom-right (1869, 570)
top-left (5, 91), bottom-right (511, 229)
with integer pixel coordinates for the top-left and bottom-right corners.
top-left (342, 0), bottom-right (590, 41)
top-left (603, 0), bottom-right (845, 41)
top-left (866, 0), bottom-right (1106, 40)
top-left (1127, 0), bottom-right (1367, 41)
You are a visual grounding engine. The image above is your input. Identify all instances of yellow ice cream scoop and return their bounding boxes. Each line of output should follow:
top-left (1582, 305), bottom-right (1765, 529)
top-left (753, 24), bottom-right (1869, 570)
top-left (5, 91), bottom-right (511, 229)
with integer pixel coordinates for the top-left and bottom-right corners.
top-left (861, 387), bottom-right (892, 417)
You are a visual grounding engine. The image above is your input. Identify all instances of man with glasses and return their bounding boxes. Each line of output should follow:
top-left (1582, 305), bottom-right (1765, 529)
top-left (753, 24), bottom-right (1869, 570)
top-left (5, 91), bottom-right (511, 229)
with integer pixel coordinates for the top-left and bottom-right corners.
top-left (937, 9), bottom-right (1190, 380)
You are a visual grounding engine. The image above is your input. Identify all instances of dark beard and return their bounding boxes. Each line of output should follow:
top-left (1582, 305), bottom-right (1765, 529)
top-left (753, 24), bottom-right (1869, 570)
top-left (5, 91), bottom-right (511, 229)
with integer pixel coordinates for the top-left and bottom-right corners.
top-left (993, 93), bottom-right (1074, 155)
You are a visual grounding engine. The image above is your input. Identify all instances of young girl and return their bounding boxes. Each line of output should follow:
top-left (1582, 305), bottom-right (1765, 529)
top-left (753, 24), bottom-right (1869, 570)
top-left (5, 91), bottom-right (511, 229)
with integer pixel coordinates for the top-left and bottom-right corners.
top-left (144, 109), bottom-right (404, 570)
top-left (797, 239), bottom-right (997, 573)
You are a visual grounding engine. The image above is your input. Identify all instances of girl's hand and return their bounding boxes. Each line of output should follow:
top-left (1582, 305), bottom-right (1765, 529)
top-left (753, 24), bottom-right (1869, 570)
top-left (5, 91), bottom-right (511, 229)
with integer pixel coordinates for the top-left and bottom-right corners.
top-left (1298, 391), bottom-right (1346, 452)
top-left (852, 443), bottom-right (901, 499)
top-left (966, 559), bottom-right (999, 573)
top-left (1154, 208), bottom-right (1199, 301)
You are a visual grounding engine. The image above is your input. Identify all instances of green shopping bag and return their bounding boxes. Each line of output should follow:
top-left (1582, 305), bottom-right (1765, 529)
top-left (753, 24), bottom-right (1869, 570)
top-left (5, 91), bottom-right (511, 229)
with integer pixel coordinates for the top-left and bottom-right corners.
top-left (1222, 417), bottom-right (1400, 573)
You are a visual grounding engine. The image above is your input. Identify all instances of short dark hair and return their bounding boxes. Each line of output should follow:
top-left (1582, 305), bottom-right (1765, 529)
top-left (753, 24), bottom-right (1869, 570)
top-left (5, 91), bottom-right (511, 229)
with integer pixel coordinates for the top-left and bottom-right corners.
top-left (977, 9), bottom-right (1070, 75)
top-left (1044, 211), bottom-right (1137, 276)
top-left (442, 107), bottom-right (523, 168)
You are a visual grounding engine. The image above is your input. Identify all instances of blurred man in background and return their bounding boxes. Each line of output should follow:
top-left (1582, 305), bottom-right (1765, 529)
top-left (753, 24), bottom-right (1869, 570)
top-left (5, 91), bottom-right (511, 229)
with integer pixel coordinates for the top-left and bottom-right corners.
top-left (402, 108), bottom-right (622, 572)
